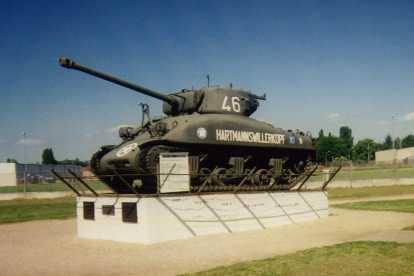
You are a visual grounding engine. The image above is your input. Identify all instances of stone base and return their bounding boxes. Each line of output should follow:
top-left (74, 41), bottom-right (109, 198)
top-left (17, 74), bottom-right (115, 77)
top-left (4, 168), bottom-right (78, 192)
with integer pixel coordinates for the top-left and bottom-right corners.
top-left (76, 191), bottom-right (328, 244)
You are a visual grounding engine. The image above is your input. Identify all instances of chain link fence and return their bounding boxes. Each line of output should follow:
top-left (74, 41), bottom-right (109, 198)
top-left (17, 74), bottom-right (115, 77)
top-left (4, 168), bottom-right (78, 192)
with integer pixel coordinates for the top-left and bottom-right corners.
top-left (3, 160), bottom-right (413, 195)
top-left (0, 164), bottom-right (104, 194)
top-left (307, 160), bottom-right (414, 189)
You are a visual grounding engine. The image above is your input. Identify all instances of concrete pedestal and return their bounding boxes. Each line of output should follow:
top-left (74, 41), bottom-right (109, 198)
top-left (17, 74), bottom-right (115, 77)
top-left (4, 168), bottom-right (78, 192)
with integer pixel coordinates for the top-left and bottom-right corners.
top-left (77, 191), bottom-right (328, 244)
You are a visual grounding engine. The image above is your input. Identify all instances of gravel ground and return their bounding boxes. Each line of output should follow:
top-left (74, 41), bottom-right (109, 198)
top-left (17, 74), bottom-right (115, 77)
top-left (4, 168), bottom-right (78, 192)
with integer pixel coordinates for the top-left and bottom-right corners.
top-left (1, 205), bottom-right (414, 276)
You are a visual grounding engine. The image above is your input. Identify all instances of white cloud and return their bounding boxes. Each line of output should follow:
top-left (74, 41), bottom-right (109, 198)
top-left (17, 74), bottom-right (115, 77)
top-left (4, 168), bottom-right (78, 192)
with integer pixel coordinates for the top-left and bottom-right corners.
top-left (377, 120), bottom-right (390, 126)
top-left (16, 138), bottom-right (45, 146)
top-left (404, 112), bottom-right (414, 121)
top-left (83, 133), bottom-right (95, 139)
top-left (327, 113), bottom-right (340, 119)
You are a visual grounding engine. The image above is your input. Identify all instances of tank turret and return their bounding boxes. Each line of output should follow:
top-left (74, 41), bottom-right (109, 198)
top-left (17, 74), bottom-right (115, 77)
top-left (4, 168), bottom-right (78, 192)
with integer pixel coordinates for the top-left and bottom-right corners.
top-left (59, 57), bottom-right (265, 116)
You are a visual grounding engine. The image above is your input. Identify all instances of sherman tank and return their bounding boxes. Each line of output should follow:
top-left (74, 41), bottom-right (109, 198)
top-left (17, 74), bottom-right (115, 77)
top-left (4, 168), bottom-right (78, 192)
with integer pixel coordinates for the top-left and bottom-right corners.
top-left (59, 57), bottom-right (316, 194)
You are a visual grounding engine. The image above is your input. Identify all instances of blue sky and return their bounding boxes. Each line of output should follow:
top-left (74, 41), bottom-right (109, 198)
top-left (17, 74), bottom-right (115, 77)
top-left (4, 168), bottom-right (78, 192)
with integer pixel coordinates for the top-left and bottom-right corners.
top-left (1, 0), bottom-right (414, 162)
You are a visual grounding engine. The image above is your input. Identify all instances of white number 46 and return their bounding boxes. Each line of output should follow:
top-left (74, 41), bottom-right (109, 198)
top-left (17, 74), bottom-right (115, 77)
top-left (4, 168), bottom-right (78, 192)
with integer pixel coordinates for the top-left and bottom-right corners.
top-left (222, 96), bottom-right (241, 112)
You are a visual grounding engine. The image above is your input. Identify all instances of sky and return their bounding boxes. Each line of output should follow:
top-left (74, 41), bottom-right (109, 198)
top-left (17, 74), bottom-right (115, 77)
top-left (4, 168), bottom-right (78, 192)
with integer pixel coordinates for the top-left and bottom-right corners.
top-left (1, 0), bottom-right (414, 162)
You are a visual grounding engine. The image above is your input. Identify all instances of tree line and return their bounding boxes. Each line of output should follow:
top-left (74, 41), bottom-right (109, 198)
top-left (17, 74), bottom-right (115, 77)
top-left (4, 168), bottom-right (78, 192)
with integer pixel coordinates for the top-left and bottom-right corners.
top-left (41, 148), bottom-right (89, 166)
top-left (6, 148), bottom-right (89, 167)
top-left (316, 126), bottom-right (414, 163)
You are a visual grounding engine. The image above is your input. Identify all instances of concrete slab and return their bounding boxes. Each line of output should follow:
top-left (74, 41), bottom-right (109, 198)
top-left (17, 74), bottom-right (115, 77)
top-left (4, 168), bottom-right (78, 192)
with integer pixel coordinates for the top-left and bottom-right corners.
top-left (77, 191), bottom-right (328, 244)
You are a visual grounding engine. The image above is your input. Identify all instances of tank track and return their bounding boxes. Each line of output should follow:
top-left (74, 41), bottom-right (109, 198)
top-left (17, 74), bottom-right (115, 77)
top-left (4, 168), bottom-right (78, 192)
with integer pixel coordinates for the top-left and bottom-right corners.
top-left (91, 144), bottom-right (314, 194)
top-left (137, 144), bottom-right (315, 194)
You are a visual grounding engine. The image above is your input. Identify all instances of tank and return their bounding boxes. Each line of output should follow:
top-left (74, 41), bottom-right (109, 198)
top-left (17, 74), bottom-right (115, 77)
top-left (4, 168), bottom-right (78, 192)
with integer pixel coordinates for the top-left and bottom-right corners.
top-left (59, 57), bottom-right (316, 193)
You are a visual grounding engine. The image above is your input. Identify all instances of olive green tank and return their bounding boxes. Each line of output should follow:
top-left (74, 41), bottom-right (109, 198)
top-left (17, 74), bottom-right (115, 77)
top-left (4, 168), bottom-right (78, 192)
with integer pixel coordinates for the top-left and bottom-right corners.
top-left (59, 57), bottom-right (315, 193)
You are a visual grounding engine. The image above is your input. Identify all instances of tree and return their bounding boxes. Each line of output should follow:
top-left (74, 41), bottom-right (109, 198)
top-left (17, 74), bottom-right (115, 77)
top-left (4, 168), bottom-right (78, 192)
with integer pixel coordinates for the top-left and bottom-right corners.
top-left (394, 137), bottom-right (402, 149)
top-left (316, 136), bottom-right (348, 163)
top-left (339, 126), bottom-right (353, 158)
top-left (401, 135), bottom-right (414, 148)
top-left (42, 148), bottom-right (58, 165)
top-left (59, 158), bottom-right (89, 167)
top-left (352, 139), bottom-right (382, 161)
top-left (318, 129), bottom-right (325, 139)
top-left (6, 158), bottom-right (18, 163)
top-left (383, 134), bottom-right (393, 150)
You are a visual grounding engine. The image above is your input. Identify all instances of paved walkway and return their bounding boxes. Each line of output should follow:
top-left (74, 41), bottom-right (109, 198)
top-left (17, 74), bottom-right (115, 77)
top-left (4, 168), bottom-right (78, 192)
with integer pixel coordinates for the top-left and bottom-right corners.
top-left (330, 194), bottom-right (414, 204)
top-left (0, 207), bottom-right (413, 276)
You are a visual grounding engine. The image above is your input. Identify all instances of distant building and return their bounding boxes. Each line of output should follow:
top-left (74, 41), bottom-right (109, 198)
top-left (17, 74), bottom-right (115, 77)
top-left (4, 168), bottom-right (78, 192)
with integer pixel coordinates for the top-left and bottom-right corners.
top-left (0, 163), bottom-right (82, 187)
top-left (375, 147), bottom-right (414, 164)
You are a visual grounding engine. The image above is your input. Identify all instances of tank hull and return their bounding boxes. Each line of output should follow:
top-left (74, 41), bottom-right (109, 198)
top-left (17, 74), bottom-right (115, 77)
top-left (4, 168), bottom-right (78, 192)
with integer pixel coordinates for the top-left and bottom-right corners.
top-left (91, 114), bottom-right (315, 193)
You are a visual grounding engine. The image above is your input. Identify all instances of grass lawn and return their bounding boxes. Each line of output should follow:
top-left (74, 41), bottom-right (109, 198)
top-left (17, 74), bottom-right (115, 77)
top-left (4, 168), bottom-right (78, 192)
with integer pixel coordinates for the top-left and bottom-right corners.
top-left (0, 197), bottom-right (76, 224)
top-left (0, 180), bottom-right (107, 193)
top-left (403, 225), bottom-right (414, 231)
top-left (186, 241), bottom-right (414, 276)
top-left (328, 185), bottom-right (414, 200)
top-left (334, 166), bottom-right (414, 181)
top-left (333, 199), bottom-right (414, 213)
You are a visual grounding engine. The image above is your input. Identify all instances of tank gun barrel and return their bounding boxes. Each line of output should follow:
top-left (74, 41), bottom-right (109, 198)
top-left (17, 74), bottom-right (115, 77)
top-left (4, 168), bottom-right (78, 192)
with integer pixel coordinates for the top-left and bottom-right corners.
top-left (58, 57), bottom-right (176, 105)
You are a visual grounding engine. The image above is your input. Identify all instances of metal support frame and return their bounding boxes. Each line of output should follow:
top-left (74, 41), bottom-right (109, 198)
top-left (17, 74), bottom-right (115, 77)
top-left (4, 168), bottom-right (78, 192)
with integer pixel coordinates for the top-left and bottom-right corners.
top-left (322, 166), bottom-right (342, 190)
top-left (269, 171), bottom-right (297, 191)
top-left (296, 165), bottom-right (319, 191)
top-left (158, 163), bottom-right (177, 193)
top-left (233, 167), bottom-right (256, 192)
top-left (267, 176), bottom-right (281, 191)
top-left (197, 166), bottom-right (218, 193)
top-left (67, 169), bottom-right (99, 197)
top-left (50, 162), bottom-right (341, 197)
top-left (51, 169), bottom-right (82, 196)
top-left (111, 169), bottom-right (140, 195)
